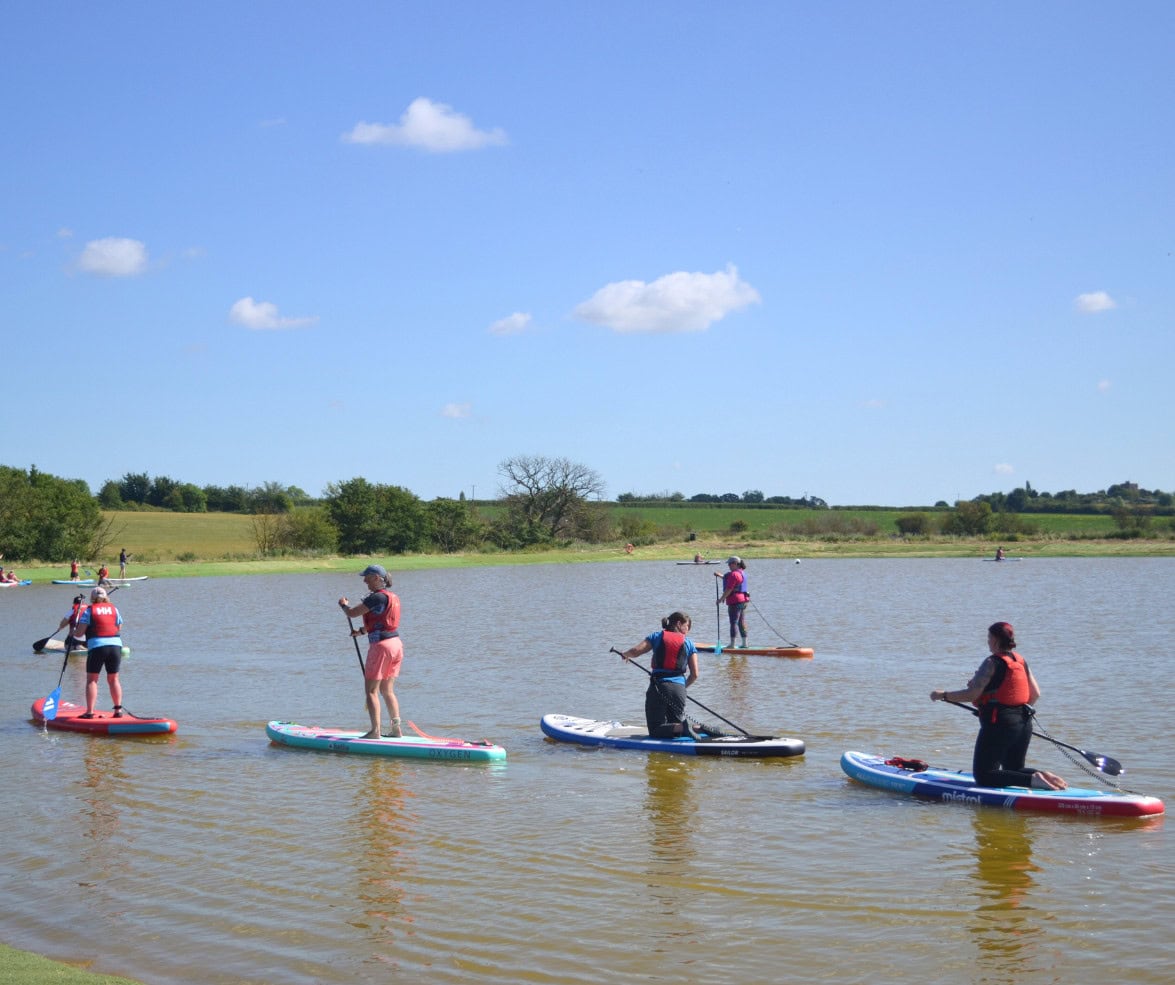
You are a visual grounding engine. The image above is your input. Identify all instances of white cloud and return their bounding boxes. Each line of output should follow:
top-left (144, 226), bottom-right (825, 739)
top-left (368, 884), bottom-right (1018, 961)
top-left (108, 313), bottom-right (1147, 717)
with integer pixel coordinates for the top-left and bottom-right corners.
top-left (489, 312), bottom-right (532, 336)
top-left (342, 97), bottom-right (507, 152)
top-left (441, 402), bottom-right (472, 419)
top-left (229, 296), bottom-right (318, 331)
top-left (994, 463), bottom-right (1014, 475)
top-left (1074, 291), bottom-right (1116, 314)
top-left (1097, 379), bottom-right (1112, 393)
top-left (573, 264), bottom-right (761, 334)
top-left (57, 227), bottom-right (73, 239)
top-left (862, 398), bottom-right (886, 410)
top-left (78, 237), bottom-right (148, 277)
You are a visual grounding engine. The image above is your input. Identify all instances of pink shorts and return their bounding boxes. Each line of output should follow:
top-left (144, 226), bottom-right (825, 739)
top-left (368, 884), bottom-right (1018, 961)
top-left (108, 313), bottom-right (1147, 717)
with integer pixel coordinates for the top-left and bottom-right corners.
top-left (364, 637), bottom-right (404, 681)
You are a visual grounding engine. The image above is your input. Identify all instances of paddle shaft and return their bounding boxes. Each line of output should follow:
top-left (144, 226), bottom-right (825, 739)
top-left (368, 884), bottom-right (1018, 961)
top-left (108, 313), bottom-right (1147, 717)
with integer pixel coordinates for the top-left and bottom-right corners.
top-left (714, 575), bottom-right (723, 653)
top-left (610, 647), bottom-right (752, 737)
top-left (944, 698), bottom-right (1122, 775)
top-left (343, 609), bottom-right (365, 674)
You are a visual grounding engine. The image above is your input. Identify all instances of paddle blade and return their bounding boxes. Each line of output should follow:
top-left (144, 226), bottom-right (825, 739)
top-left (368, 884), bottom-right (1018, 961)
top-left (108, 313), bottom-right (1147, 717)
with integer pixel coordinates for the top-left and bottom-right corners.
top-left (33, 636), bottom-right (52, 653)
top-left (1084, 751), bottom-right (1124, 776)
top-left (42, 687), bottom-right (61, 721)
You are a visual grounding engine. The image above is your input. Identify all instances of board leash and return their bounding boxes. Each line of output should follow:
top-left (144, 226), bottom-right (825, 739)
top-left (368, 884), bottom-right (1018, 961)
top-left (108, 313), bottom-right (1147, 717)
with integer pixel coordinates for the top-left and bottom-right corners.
top-left (747, 599), bottom-right (801, 648)
top-left (1031, 712), bottom-right (1139, 794)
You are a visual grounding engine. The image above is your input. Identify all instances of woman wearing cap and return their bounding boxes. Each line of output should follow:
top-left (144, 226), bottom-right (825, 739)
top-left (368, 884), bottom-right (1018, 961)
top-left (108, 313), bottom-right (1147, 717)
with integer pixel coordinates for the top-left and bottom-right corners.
top-left (930, 622), bottom-right (1067, 790)
top-left (78, 587), bottom-right (126, 718)
top-left (618, 611), bottom-right (701, 738)
top-left (716, 556), bottom-right (750, 648)
top-left (339, 565), bottom-right (405, 739)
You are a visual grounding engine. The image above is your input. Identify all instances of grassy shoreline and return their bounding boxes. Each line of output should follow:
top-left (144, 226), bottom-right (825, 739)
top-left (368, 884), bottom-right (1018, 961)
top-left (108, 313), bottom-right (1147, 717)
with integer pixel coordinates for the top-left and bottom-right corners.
top-left (11, 535), bottom-right (1175, 583)
top-left (0, 943), bottom-right (143, 984)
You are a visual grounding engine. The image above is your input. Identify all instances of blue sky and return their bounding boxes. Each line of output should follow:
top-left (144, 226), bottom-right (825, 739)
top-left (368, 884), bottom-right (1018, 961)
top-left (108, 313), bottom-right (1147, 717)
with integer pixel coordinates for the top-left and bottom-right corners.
top-left (4, 2), bottom-right (1172, 507)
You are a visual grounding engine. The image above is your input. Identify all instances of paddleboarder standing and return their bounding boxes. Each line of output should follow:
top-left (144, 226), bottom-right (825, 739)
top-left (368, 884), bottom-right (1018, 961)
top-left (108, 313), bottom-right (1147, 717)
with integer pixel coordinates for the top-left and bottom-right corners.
top-left (78, 587), bottom-right (126, 719)
top-left (716, 556), bottom-right (750, 649)
top-left (339, 564), bottom-right (405, 740)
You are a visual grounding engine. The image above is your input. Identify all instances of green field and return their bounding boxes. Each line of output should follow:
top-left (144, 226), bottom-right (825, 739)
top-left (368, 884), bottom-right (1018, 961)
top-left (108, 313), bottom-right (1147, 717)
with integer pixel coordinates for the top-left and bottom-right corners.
top-left (11, 505), bottom-right (1171, 583)
top-left (96, 510), bottom-right (257, 563)
top-left (610, 503), bottom-right (1126, 538)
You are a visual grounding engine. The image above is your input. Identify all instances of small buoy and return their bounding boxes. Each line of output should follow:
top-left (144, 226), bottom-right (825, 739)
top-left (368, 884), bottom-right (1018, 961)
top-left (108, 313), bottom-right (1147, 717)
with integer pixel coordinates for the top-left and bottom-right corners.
top-left (794, 559), bottom-right (801, 564)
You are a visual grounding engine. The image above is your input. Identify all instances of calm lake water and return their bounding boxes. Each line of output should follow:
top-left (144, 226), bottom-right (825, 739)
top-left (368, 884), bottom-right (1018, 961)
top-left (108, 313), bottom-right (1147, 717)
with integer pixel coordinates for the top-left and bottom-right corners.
top-left (1, 559), bottom-right (1172, 984)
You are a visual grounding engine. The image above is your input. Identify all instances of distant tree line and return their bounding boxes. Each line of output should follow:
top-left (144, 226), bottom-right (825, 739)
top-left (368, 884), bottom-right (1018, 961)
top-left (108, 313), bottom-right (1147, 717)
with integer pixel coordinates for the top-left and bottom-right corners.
top-left (0, 456), bottom-right (611, 561)
top-left (618, 490), bottom-right (830, 508)
top-left (3, 461), bottom-right (1171, 562)
top-left (98, 472), bottom-right (315, 514)
top-left (970, 480), bottom-right (1174, 515)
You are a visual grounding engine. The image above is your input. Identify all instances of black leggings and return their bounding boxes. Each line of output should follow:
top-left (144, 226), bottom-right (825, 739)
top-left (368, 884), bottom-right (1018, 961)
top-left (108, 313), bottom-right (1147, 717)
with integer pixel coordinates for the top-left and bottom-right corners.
top-left (972, 706), bottom-right (1039, 788)
top-left (644, 678), bottom-right (688, 738)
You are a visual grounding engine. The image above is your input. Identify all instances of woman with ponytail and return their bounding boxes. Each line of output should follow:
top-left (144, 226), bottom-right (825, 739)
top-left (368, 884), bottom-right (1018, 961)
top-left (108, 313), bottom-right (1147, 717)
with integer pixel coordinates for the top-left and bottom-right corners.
top-left (618, 611), bottom-right (700, 739)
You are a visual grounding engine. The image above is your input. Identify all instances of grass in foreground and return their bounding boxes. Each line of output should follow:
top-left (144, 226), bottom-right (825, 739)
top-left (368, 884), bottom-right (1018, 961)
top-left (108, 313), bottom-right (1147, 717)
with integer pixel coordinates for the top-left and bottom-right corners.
top-left (0, 944), bottom-right (142, 985)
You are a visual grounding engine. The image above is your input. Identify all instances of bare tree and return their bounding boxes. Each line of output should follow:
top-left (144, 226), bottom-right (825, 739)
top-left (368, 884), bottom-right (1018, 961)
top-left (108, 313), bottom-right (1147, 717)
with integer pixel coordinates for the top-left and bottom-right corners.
top-left (497, 455), bottom-right (606, 542)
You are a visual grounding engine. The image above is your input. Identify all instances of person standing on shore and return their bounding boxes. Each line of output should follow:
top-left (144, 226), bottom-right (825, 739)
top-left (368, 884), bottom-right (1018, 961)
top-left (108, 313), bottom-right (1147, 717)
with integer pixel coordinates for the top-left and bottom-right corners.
top-left (339, 564), bottom-right (405, 739)
top-left (716, 556), bottom-right (750, 648)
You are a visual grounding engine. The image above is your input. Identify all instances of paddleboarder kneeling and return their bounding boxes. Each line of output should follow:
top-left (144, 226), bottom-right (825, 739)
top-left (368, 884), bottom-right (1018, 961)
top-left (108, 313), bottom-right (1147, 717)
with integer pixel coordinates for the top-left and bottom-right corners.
top-left (55, 594), bottom-right (89, 652)
top-left (930, 621), bottom-right (1067, 791)
top-left (618, 611), bottom-right (700, 739)
top-left (340, 564), bottom-right (405, 740)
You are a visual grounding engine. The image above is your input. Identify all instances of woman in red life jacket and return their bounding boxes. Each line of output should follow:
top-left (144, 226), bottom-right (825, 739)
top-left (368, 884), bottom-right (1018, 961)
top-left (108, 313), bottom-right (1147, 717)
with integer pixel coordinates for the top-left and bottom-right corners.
top-left (716, 556), bottom-right (750, 648)
top-left (340, 564), bottom-right (405, 739)
top-left (618, 611), bottom-right (700, 739)
top-left (55, 594), bottom-right (89, 652)
top-left (931, 622), bottom-right (1067, 790)
top-left (78, 587), bottom-right (126, 718)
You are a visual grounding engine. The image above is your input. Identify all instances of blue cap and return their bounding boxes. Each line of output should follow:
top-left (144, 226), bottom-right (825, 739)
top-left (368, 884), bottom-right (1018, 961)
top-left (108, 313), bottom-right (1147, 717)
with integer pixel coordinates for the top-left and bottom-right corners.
top-left (360, 564), bottom-right (388, 579)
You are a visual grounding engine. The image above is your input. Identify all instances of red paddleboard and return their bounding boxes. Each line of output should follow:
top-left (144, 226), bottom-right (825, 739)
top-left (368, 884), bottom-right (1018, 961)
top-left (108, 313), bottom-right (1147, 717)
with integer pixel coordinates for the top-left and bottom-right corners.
top-left (31, 698), bottom-right (177, 735)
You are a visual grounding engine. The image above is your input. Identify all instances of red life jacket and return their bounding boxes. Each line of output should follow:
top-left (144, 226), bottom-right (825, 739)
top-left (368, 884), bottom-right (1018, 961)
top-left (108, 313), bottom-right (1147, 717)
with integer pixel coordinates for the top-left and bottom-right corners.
top-left (85, 603), bottom-right (120, 639)
top-left (69, 603), bottom-right (87, 636)
top-left (976, 651), bottom-right (1030, 709)
top-left (361, 590), bottom-right (401, 636)
top-left (651, 631), bottom-right (689, 676)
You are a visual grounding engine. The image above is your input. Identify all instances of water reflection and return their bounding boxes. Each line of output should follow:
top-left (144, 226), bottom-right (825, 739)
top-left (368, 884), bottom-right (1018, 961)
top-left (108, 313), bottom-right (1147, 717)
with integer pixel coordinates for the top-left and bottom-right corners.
top-left (641, 754), bottom-right (699, 889)
top-left (349, 761), bottom-right (417, 943)
top-left (79, 739), bottom-right (128, 867)
top-left (966, 809), bottom-right (1042, 977)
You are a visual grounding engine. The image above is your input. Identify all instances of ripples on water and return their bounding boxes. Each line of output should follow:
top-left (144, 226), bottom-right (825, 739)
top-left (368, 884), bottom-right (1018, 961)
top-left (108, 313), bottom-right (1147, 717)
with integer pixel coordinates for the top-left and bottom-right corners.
top-left (1, 559), bottom-right (1172, 984)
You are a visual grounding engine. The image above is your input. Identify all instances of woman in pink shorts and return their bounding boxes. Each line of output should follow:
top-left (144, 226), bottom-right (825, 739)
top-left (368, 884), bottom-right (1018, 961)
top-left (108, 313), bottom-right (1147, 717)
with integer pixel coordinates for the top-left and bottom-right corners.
top-left (339, 564), bottom-right (404, 738)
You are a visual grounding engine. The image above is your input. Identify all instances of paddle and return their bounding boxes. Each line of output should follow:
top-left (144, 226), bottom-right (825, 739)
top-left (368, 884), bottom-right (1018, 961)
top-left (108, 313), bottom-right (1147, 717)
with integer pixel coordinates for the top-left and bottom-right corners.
top-left (713, 574), bottom-right (723, 654)
top-left (40, 647), bottom-right (73, 721)
top-left (33, 628), bottom-right (64, 653)
top-left (609, 647), bottom-right (760, 738)
top-left (944, 698), bottom-right (1124, 776)
top-left (343, 609), bottom-right (365, 674)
